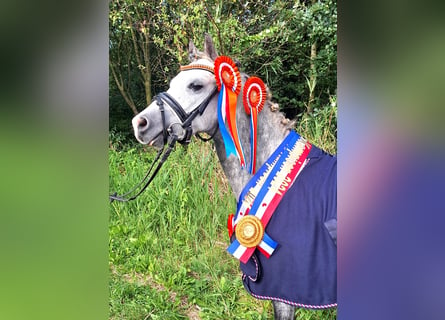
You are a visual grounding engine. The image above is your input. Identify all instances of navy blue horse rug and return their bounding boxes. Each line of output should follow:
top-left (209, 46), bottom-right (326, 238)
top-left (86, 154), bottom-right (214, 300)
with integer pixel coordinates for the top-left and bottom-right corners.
top-left (232, 141), bottom-right (337, 309)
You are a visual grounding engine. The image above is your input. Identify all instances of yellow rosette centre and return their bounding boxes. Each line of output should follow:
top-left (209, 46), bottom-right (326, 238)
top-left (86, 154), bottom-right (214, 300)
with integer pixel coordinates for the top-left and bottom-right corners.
top-left (235, 215), bottom-right (264, 248)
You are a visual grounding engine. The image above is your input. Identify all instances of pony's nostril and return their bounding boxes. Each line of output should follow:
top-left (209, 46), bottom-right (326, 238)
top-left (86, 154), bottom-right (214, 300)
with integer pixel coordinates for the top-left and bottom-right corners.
top-left (137, 117), bottom-right (148, 128)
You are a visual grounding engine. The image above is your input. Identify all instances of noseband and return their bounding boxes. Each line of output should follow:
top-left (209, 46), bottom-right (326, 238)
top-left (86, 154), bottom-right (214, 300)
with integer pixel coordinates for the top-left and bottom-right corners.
top-left (110, 64), bottom-right (217, 202)
top-left (155, 84), bottom-right (218, 145)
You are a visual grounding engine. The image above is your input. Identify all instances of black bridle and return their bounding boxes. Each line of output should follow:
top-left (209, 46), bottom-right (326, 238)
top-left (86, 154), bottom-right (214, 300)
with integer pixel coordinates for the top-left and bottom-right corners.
top-left (156, 87), bottom-right (218, 145)
top-left (109, 67), bottom-right (218, 203)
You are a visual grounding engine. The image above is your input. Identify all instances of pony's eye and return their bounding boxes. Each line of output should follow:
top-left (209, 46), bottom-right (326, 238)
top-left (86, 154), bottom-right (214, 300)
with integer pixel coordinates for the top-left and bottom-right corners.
top-left (188, 82), bottom-right (204, 92)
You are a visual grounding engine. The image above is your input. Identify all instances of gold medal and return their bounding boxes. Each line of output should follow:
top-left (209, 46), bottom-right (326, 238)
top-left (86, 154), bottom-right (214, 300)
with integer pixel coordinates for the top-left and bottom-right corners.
top-left (235, 215), bottom-right (264, 248)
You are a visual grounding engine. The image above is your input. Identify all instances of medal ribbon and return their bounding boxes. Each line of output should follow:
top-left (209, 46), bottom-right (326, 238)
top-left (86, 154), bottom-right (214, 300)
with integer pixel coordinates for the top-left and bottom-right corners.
top-left (227, 132), bottom-right (298, 263)
top-left (217, 84), bottom-right (237, 158)
top-left (214, 56), bottom-right (246, 167)
top-left (227, 131), bottom-right (312, 263)
top-left (227, 89), bottom-right (245, 166)
top-left (243, 77), bottom-right (266, 174)
top-left (235, 131), bottom-right (300, 223)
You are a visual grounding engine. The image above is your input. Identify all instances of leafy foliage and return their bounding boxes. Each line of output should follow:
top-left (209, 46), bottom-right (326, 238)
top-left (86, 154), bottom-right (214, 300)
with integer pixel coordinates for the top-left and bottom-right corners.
top-left (109, 0), bottom-right (337, 140)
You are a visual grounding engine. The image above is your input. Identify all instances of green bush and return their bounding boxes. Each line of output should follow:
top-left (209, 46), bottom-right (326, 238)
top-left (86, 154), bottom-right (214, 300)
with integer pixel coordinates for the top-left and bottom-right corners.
top-left (109, 0), bottom-right (337, 131)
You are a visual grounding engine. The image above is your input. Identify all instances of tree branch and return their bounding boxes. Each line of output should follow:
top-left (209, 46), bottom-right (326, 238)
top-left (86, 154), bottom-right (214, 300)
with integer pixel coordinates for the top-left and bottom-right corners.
top-left (110, 60), bottom-right (139, 115)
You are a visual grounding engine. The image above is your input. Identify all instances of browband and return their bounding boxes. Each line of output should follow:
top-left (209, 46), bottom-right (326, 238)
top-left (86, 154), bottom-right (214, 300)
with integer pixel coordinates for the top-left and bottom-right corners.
top-left (180, 64), bottom-right (214, 73)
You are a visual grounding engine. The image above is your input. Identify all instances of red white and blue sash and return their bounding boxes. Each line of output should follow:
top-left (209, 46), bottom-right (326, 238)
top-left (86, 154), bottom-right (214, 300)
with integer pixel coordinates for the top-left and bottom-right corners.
top-left (227, 131), bottom-right (312, 263)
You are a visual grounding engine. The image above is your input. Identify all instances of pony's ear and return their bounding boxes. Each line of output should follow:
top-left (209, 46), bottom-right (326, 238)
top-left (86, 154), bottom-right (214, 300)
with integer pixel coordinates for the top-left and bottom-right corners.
top-left (188, 39), bottom-right (199, 62)
top-left (203, 33), bottom-right (218, 61)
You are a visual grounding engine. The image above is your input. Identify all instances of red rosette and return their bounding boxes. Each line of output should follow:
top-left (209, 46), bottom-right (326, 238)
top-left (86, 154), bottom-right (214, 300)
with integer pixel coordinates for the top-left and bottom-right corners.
top-left (243, 77), bottom-right (266, 115)
top-left (214, 56), bottom-right (241, 95)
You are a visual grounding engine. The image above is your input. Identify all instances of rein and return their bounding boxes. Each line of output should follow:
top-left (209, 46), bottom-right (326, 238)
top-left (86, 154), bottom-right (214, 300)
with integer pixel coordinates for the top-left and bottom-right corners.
top-left (109, 135), bottom-right (177, 202)
top-left (110, 65), bottom-right (217, 203)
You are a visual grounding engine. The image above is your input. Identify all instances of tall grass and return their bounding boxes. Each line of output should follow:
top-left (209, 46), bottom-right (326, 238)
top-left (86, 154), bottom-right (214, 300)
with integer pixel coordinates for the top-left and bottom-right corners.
top-left (109, 106), bottom-right (337, 319)
top-left (296, 99), bottom-right (337, 155)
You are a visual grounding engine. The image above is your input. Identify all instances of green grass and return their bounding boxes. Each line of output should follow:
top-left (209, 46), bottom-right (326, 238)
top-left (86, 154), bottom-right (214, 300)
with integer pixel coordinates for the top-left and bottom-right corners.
top-left (109, 108), bottom-right (337, 319)
top-left (296, 101), bottom-right (337, 155)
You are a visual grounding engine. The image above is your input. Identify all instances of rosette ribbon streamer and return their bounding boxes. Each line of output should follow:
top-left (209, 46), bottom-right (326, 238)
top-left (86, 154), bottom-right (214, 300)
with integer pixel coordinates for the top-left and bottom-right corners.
top-left (214, 56), bottom-right (246, 167)
top-left (227, 131), bottom-right (312, 264)
top-left (243, 77), bottom-right (266, 174)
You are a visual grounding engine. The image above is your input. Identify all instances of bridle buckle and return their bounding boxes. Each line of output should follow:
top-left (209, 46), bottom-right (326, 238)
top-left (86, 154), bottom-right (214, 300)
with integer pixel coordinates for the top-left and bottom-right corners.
top-left (167, 123), bottom-right (187, 141)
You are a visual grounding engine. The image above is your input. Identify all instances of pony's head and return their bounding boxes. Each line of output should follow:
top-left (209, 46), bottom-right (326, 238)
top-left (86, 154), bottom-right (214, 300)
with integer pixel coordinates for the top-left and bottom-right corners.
top-left (132, 34), bottom-right (220, 148)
